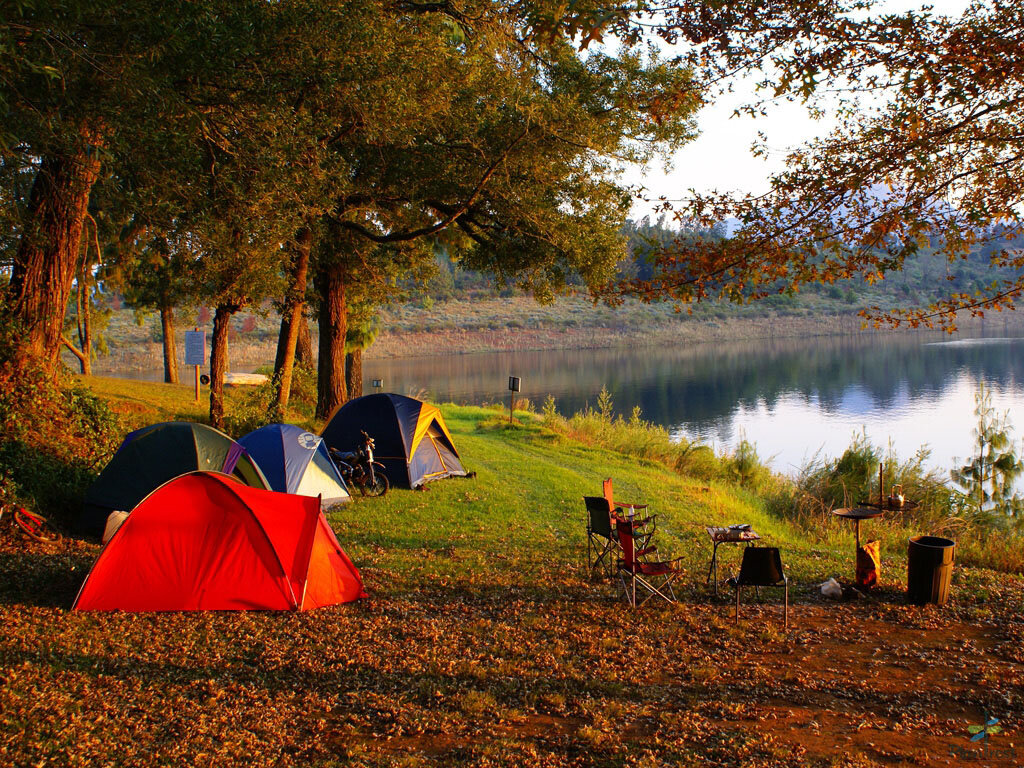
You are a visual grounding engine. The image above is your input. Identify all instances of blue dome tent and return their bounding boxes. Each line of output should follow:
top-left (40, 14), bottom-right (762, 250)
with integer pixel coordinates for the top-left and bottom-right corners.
top-left (238, 424), bottom-right (350, 507)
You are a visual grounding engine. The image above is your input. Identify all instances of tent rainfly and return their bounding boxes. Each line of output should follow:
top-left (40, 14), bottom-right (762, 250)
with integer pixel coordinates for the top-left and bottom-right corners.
top-left (238, 423), bottom-right (351, 507)
top-left (73, 472), bottom-right (367, 611)
top-left (81, 421), bottom-right (269, 536)
top-left (321, 393), bottom-right (467, 489)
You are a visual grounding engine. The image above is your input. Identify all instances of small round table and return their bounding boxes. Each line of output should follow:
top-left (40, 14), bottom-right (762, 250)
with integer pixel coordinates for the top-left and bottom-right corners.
top-left (833, 507), bottom-right (884, 581)
top-left (832, 507), bottom-right (884, 550)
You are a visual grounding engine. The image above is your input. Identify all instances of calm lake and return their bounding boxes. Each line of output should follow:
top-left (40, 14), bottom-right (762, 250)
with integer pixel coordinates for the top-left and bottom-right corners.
top-left (363, 330), bottom-right (1024, 479)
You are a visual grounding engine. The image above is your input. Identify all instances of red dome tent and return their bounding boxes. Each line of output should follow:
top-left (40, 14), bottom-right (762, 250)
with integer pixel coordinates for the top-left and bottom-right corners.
top-left (73, 472), bottom-right (367, 612)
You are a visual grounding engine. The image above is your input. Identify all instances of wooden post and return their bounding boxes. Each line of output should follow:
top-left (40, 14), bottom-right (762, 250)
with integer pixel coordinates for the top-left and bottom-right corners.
top-left (507, 376), bottom-right (520, 425)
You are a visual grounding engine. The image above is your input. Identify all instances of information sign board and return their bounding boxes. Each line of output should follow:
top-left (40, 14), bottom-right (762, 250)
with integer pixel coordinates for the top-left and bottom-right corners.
top-left (184, 331), bottom-right (206, 366)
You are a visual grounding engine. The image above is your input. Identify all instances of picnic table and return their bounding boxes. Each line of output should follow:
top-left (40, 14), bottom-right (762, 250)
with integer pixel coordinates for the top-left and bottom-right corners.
top-left (705, 525), bottom-right (760, 595)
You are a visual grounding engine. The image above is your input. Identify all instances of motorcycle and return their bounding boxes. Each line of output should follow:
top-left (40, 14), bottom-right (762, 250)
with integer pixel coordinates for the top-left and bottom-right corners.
top-left (329, 431), bottom-right (389, 497)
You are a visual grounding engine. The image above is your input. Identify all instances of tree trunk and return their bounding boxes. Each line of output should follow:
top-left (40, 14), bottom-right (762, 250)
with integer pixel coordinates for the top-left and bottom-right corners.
top-left (160, 300), bottom-right (179, 384)
top-left (345, 348), bottom-right (363, 399)
top-left (6, 134), bottom-right (102, 374)
top-left (209, 302), bottom-right (239, 430)
top-left (80, 275), bottom-right (92, 376)
top-left (274, 310), bottom-right (313, 368)
top-left (295, 313), bottom-right (313, 365)
top-left (60, 335), bottom-right (88, 370)
top-left (272, 228), bottom-right (312, 418)
top-left (274, 314), bottom-right (292, 373)
top-left (315, 266), bottom-right (347, 420)
top-left (74, 258), bottom-right (92, 376)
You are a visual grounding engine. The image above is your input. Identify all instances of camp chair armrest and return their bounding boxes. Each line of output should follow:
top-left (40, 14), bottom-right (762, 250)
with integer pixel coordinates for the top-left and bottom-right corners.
top-left (615, 501), bottom-right (648, 511)
top-left (611, 513), bottom-right (656, 527)
top-left (636, 545), bottom-right (658, 558)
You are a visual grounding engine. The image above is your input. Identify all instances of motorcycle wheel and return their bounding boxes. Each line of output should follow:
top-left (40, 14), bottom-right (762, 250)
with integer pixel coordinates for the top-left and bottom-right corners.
top-left (362, 468), bottom-right (389, 497)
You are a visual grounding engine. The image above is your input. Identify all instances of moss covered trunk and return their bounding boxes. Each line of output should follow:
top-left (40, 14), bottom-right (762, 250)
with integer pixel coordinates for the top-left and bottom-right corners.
top-left (6, 134), bottom-right (103, 374)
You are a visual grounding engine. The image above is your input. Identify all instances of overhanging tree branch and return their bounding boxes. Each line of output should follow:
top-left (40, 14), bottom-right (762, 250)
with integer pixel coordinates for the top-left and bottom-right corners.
top-left (332, 126), bottom-right (529, 243)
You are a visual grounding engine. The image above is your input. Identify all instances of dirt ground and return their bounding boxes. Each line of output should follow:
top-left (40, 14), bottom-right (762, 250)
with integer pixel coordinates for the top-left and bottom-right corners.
top-left (2, 539), bottom-right (1022, 767)
top-left (709, 599), bottom-right (1023, 767)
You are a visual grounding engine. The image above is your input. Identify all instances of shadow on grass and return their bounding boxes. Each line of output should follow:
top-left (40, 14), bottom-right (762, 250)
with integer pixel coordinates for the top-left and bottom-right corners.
top-left (0, 550), bottom-right (94, 608)
top-left (0, 438), bottom-right (99, 530)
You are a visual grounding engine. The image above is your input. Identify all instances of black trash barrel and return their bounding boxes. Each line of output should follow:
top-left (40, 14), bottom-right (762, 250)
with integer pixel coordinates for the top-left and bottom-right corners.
top-left (907, 536), bottom-right (955, 606)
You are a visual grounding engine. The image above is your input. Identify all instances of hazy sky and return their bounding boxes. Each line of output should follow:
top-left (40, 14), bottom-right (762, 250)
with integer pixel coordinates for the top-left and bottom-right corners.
top-left (623, 0), bottom-right (974, 218)
top-left (622, 83), bottom-right (827, 214)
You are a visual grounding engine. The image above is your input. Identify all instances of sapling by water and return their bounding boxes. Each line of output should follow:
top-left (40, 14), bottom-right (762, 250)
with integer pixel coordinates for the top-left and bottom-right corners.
top-left (951, 381), bottom-right (1024, 520)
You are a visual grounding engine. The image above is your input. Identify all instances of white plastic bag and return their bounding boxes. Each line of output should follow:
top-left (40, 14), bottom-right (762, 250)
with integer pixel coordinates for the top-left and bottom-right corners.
top-left (102, 510), bottom-right (129, 544)
top-left (820, 577), bottom-right (842, 600)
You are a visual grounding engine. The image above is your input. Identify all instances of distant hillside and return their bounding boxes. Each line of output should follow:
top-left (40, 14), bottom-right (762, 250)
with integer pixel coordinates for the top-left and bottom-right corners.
top-left (71, 216), bottom-right (1024, 376)
top-left (409, 215), bottom-right (1023, 311)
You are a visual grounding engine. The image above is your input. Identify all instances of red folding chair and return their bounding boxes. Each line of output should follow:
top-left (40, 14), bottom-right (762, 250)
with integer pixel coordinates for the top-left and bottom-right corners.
top-left (603, 478), bottom-right (656, 544)
top-left (615, 520), bottom-right (682, 608)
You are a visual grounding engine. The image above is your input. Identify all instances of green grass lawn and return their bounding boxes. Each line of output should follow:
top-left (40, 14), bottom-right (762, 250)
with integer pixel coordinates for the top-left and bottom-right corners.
top-left (84, 375), bottom-right (228, 424)
top-left (1, 381), bottom-right (1022, 767)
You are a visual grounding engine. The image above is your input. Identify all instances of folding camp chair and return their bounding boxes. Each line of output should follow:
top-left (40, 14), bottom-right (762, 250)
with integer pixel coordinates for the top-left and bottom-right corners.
top-left (728, 547), bottom-right (789, 628)
top-left (602, 478), bottom-right (656, 542)
top-left (586, 495), bottom-right (659, 577)
top-left (584, 496), bottom-right (617, 576)
top-left (615, 520), bottom-right (681, 608)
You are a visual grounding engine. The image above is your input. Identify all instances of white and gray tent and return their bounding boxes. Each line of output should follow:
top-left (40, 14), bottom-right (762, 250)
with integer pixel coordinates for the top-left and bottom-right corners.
top-left (238, 424), bottom-right (351, 507)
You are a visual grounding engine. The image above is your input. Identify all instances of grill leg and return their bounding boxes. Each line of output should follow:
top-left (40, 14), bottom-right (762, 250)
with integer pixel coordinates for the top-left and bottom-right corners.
top-left (714, 543), bottom-right (719, 595)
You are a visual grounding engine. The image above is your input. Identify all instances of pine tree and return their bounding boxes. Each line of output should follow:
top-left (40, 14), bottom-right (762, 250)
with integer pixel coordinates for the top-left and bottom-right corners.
top-left (951, 382), bottom-right (1024, 519)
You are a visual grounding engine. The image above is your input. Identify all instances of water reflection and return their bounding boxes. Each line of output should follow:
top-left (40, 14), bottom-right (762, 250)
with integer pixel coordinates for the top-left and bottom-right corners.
top-left (364, 331), bottom-right (1024, 476)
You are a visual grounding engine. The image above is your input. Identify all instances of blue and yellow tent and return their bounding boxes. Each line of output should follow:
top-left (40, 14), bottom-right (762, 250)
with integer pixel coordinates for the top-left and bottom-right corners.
top-left (238, 424), bottom-right (350, 507)
top-left (321, 394), bottom-right (467, 489)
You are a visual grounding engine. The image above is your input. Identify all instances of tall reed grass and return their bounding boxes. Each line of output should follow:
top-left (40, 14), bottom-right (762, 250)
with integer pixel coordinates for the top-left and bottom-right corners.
top-left (541, 390), bottom-right (725, 482)
top-left (540, 392), bottom-right (1024, 573)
